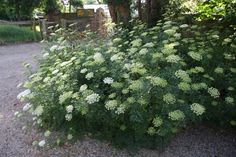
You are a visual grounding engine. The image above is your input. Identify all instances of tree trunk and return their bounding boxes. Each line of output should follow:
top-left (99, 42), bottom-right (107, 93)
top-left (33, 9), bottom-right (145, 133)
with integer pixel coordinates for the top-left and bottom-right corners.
top-left (107, 0), bottom-right (117, 23)
top-left (116, 3), bottom-right (131, 24)
top-left (146, 0), bottom-right (162, 27)
top-left (137, 0), bottom-right (142, 20)
top-left (107, 0), bottom-right (131, 25)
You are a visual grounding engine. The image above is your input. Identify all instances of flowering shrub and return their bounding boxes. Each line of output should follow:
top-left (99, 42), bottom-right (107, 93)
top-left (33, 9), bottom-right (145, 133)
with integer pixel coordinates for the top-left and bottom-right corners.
top-left (19, 19), bottom-right (236, 148)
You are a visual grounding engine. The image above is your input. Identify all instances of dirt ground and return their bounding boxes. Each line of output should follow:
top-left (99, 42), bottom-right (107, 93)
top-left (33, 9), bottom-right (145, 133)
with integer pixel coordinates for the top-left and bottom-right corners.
top-left (0, 43), bottom-right (235, 157)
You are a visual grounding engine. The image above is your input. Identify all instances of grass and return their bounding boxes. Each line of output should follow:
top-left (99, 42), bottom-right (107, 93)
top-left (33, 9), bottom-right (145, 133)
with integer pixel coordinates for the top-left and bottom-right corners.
top-left (0, 25), bottom-right (41, 44)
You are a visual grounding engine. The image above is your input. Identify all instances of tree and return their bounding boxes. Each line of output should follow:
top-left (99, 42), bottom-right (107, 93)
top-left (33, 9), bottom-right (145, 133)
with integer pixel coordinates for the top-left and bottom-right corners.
top-left (107, 0), bottom-right (131, 24)
top-left (137, 0), bottom-right (142, 20)
top-left (146, 0), bottom-right (169, 26)
top-left (69, 0), bottom-right (83, 12)
top-left (42, 0), bottom-right (60, 14)
top-left (6, 0), bottom-right (41, 20)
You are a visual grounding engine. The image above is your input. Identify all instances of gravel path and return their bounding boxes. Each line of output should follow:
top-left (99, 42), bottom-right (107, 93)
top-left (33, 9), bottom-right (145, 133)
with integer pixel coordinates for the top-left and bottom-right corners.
top-left (0, 43), bottom-right (235, 157)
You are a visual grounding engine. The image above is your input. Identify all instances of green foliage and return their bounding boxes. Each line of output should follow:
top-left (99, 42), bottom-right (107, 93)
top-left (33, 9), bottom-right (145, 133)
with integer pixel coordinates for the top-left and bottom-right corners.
top-left (42, 0), bottom-right (60, 14)
top-left (196, 0), bottom-right (236, 22)
top-left (0, 25), bottom-right (40, 44)
top-left (19, 19), bottom-right (236, 148)
top-left (70, 0), bottom-right (83, 8)
top-left (0, 0), bottom-right (41, 20)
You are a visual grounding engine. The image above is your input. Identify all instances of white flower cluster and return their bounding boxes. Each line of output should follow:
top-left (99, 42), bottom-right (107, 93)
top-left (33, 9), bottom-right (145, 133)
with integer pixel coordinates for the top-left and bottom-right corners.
top-left (115, 104), bottom-right (126, 114)
top-left (86, 93), bottom-right (100, 104)
top-left (66, 105), bottom-right (74, 113)
top-left (23, 103), bottom-right (32, 111)
top-left (166, 55), bottom-right (181, 63)
top-left (85, 72), bottom-right (94, 80)
top-left (191, 83), bottom-right (208, 90)
top-left (103, 77), bottom-right (114, 84)
top-left (33, 105), bottom-right (44, 116)
top-left (129, 80), bottom-right (143, 91)
top-left (175, 70), bottom-right (191, 82)
top-left (225, 97), bottom-right (234, 104)
top-left (168, 110), bottom-right (185, 121)
top-left (153, 117), bottom-right (163, 127)
top-left (17, 89), bottom-right (31, 100)
top-left (208, 87), bottom-right (220, 98)
top-left (105, 100), bottom-right (118, 110)
top-left (214, 67), bottom-right (224, 74)
top-left (139, 48), bottom-right (148, 55)
top-left (65, 114), bottom-right (72, 121)
top-left (188, 51), bottom-right (202, 61)
top-left (190, 103), bottom-right (205, 116)
top-left (94, 53), bottom-right (105, 63)
top-left (163, 93), bottom-right (176, 104)
top-left (59, 91), bottom-right (73, 104)
top-left (143, 42), bottom-right (155, 48)
top-left (147, 127), bottom-right (156, 135)
top-left (178, 82), bottom-right (191, 91)
top-left (80, 84), bottom-right (88, 91)
top-left (148, 76), bottom-right (167, 87)
top-left (131, 38), bottom-right (142, 47)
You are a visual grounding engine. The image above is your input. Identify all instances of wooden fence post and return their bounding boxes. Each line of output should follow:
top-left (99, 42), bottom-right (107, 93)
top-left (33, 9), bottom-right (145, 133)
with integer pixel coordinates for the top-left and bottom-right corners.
top-left (40, 19), bottom-right (47, 39)
top-left (61, 19), bottom-right (67, 29)
top-left (32, 19), bottom-right (37, 41)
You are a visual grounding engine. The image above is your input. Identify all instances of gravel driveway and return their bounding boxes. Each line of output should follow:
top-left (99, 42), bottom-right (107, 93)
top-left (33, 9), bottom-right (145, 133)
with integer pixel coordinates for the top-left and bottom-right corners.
top-left (0, 43), bottom-right (235, 157)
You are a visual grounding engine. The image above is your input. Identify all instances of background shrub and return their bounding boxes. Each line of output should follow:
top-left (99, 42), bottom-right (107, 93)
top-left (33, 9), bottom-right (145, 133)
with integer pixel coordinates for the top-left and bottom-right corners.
top-left (0, 25), bottom-right (40, 44)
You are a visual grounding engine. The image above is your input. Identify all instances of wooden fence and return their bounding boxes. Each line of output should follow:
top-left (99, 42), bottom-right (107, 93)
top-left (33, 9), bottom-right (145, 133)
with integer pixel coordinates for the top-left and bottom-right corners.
top-left (0, 8), bottom-right (107, 40)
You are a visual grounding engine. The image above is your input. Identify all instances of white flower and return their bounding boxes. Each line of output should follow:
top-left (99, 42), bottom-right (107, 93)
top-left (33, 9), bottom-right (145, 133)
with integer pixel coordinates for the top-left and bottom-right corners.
top-left (175, 70), bottom-right (191, 82)
top-left (79, 84), bottom-right (88, 91)
top-left (188, 51), bottom-right (202, 61)
top-left (23, 103), bottom-right (32, 111)
top-left (131, 39), bottom-right (142, 47)
top-left (103, 77), bottom-right (114, 84)
top-left (33, 105), bottom-right (44, 116)
top-left (60, 61), bottom-right (70, 67)
top-left (143, 42), bottom-right (155, 48)
top-left (38, 140), bottom-right (46, 147)
top-left (163, 93), bottom-right (176, 104)
top-left (208, 87), bottom-right (220, 98)
top-left (67, 134), bottom-right (73, 140)
top-left (52, 69), bottom-right (59, 75)
top-left (94, 53), bottom-right (104, 63)
top-left (17, 89), bottom-right (31, 100)
top-left (180, 24), bottom-right (188, 28)
top-left (17, 82), bottom-right (23, 88)
top-left (147, 76), bottom-right (167, 87)
top-left (80, 68), bottom-right (87, 74)
top-left (153, 117), bottom-right (163, 127)
top-left (44, 130), bottom-right (51, 137)
top-left (139, 48), bottom-right (148, 55)
top-left (43, 53), bottom-right (49, 58)
top-left (214, 67), bottom-right (224, 74)
top-left (110, 54), bottom-right (122, 61)
top-left (105, 100), bottom-right (118, 110)
top-left (168, 110), bottom-right (185, 121)
top-left (66, 105), bottom-right (74, 113)
top-left (65, 114), bottom-right (72, 121)
top-left (85, 93), bottom-right (100, 104)
top-left (166, 55), bottom-right (181, 63)
top-left (50, 45), bottom-right (58, 52)
top-left (225, 97), bottom-right (234, 104)
top-left (190, 103), bottom-right (205, 116)
top-left (85, 72), bottom-right (94, 80)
